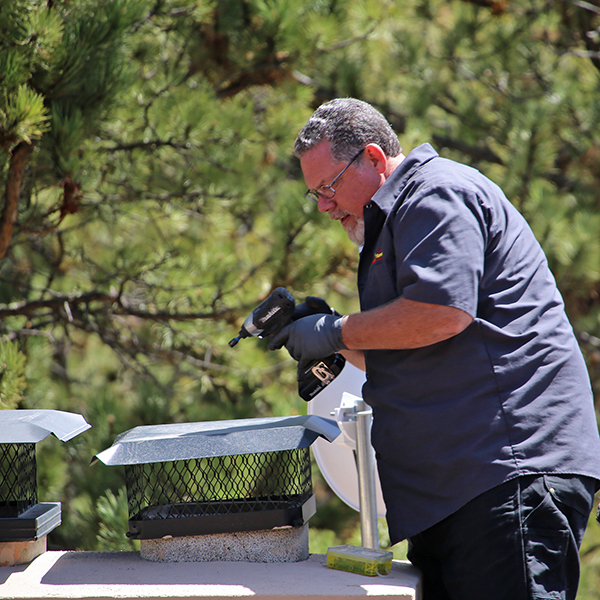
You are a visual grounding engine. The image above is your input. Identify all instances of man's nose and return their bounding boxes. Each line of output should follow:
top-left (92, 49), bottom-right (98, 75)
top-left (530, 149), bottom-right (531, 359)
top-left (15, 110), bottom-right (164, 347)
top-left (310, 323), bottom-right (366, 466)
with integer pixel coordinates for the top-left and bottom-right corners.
top-left (318, 195), bottom-right (336, 213)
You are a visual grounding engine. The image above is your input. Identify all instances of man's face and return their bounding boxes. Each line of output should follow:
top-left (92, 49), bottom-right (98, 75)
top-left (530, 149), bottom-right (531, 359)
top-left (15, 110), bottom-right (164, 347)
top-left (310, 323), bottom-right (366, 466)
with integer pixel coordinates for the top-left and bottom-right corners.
top-left (300, 141), bottom-right (381, 246)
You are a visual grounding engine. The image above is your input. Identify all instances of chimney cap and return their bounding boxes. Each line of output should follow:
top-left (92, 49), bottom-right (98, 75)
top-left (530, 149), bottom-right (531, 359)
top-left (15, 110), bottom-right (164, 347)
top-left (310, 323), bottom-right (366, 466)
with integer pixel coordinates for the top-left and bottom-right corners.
top-left (93, 415), bottom-right (340, 466)
top-left (0, 409), bottom-right (91, 444)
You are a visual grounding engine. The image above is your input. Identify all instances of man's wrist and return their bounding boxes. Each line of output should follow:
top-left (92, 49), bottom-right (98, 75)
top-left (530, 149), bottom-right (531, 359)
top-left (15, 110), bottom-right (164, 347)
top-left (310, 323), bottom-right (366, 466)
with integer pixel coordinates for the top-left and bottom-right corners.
top-left (338, 314), bottom-right (350, 350)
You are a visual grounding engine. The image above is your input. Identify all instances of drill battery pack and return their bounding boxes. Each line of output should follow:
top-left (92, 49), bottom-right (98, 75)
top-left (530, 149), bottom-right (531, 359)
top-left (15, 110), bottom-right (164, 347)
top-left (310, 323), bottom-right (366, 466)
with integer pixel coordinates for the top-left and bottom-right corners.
top-left (298, 353), bottom-right (346, 402)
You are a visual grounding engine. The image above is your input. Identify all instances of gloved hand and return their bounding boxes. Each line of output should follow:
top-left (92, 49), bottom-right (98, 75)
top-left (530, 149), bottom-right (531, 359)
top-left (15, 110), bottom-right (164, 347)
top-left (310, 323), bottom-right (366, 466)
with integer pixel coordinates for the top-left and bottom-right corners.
top-left (292, 296), bottom-right (340, 321)
top-left (269, 313), bottom-right (347, 370)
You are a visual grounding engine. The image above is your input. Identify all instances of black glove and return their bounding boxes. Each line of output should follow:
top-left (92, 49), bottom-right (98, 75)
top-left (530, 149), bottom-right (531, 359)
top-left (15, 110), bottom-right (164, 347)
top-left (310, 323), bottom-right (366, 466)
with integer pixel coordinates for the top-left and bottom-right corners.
top-left (269, 313), bottom-right (347, 370)
top-left (292, 296), bottom-right (341, 321)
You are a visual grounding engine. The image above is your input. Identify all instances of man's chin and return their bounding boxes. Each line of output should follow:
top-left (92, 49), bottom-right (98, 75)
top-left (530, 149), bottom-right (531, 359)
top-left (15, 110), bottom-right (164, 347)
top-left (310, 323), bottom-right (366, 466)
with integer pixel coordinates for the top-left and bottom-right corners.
top-left (344, 218), bottom-right (365, 247)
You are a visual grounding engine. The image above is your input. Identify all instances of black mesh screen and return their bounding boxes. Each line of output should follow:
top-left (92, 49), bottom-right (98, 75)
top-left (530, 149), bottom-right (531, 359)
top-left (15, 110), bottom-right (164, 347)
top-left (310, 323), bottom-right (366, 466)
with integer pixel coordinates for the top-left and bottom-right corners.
top-left (125, 448), bottom-right (312, 521)
top-left (0, 443), bottom-right (37, 517)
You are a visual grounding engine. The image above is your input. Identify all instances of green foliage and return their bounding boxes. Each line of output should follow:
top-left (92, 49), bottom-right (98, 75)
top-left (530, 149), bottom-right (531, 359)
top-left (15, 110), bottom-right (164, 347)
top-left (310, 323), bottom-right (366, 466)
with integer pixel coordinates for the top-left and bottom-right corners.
top-left (0, 0), bottom-right (59, 148)
top-left (0, 84), bottom-right (49, 146)
top-left (579, 494), bottom-right (600, 600)
top-left (0, 339), bottom-right (27, 408)
top-left (1, 3), bottom-right (600, 597)
top-left (96, 488), bottom-right (139, 551)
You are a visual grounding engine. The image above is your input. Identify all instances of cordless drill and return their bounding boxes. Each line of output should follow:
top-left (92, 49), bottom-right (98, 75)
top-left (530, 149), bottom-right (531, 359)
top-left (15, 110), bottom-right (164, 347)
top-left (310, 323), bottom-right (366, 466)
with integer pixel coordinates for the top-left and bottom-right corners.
top-left (229, 287), bottom-right (346, 401)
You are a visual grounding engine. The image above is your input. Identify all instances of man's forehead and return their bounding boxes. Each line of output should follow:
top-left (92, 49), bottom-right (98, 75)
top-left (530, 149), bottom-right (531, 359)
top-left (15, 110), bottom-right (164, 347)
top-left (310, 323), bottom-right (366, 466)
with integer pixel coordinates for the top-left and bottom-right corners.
top-left (300, 141), bottom-right (341, 185)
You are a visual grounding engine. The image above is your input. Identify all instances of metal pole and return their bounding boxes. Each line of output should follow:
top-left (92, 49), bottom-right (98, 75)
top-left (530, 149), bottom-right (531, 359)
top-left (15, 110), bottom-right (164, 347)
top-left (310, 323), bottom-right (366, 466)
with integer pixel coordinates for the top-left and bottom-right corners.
top-left (354, 399), bottom-right (379, 550)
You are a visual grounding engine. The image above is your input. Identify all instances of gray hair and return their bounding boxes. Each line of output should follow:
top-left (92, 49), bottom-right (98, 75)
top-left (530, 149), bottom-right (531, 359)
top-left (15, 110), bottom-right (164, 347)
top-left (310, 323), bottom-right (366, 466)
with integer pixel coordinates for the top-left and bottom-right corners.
top-left (294, 98), bottom-right (402, 163)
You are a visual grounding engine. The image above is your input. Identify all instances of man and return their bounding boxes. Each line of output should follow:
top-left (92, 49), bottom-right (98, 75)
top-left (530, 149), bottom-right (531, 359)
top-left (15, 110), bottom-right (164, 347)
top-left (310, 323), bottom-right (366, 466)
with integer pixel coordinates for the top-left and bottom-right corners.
top-left (270, 98), bottom-right (600, 599)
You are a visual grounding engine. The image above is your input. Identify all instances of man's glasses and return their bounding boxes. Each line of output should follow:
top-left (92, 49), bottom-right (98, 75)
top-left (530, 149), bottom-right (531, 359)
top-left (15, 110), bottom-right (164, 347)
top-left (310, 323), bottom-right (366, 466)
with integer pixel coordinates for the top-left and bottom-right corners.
top-left (304, 148), bottom-right (364, 203)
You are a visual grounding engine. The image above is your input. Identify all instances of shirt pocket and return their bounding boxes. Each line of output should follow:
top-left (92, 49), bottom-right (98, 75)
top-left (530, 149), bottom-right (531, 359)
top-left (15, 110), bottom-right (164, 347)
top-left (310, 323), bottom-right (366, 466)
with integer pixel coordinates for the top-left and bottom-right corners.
top-left (361, 258), bottom-right (399, 311)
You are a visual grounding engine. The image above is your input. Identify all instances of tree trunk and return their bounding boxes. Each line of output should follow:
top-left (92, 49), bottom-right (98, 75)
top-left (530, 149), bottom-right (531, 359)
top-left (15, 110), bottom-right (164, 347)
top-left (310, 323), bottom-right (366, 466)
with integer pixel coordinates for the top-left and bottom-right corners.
top-left (0, 143), bottom-right (32, 260)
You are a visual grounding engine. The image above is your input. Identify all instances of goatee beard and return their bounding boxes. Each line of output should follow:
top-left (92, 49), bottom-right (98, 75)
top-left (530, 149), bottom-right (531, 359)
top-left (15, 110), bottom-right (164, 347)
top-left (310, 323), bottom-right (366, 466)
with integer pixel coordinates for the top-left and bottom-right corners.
top-left (346, 217), bottom-right (365, 247)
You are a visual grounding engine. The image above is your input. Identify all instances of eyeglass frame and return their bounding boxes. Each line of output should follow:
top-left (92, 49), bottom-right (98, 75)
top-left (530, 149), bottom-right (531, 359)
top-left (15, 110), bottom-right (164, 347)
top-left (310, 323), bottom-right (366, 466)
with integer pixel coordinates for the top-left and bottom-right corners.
top-left (304, 148), bottom-right (364, 203)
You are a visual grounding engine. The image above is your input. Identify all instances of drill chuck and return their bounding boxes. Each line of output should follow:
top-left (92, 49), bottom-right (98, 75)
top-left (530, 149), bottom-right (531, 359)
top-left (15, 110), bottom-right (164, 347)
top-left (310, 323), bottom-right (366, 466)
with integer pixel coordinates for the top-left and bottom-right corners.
top-left (228, 288), bottom-right (295, 346)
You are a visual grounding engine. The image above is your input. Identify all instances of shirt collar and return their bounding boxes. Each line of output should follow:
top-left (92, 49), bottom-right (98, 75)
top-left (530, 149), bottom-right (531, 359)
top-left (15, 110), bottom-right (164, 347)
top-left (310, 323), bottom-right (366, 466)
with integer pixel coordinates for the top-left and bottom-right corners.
top-left (371, 143), bottom-right (439, 214)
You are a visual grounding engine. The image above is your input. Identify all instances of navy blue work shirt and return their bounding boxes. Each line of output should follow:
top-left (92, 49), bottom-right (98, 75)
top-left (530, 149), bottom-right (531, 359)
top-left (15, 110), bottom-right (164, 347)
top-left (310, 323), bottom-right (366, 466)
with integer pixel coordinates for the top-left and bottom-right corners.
top-left (359, 143), bottom-right (600, 544)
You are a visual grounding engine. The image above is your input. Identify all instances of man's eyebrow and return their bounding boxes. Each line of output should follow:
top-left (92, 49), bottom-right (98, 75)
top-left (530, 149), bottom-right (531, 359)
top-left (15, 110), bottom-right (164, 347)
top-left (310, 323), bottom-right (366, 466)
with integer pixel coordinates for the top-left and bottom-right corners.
top-left (314, 167), bottom-right (338, 188)
top-left (307, 174), bottom-right (329, 191)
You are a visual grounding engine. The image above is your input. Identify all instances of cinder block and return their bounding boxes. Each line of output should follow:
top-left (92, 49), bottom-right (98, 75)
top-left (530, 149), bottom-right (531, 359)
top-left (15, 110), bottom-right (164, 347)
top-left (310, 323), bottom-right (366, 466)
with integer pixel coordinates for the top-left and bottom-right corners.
top-left (140, 523), bottom-right (309, 563)
top-left (0, 536), bottom-right (46, 566)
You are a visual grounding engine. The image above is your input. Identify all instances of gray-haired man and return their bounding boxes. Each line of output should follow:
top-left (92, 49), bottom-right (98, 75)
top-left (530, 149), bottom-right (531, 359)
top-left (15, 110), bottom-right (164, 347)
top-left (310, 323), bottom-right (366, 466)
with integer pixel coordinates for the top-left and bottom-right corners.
top-left (271, 98), bottom-right (600, 600)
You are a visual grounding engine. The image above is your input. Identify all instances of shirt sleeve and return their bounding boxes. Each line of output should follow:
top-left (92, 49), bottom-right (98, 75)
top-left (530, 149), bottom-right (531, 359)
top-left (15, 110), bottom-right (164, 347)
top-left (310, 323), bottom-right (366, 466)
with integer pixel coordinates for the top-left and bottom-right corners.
top-left (391, 181), bottom-right (487, 317)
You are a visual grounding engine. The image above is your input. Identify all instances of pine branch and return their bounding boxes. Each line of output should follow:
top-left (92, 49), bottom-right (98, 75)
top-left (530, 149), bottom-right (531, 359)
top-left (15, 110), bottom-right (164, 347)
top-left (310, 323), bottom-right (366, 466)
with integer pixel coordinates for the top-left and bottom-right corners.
top-left (0, 290), bottom-right (231, 322)
top-left (458, 0), bottom-right (509, 15)
top-left (570, 0), bottom-right (600, 18)
top-left (432, 134), bottom-right (504, 165)
top-left (0, 291), bottom-right (117, 318)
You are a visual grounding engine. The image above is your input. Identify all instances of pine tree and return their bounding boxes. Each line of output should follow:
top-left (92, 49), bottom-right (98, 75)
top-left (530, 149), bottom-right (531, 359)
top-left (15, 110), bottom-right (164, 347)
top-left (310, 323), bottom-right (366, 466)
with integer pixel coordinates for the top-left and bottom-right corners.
top-left (1, 3), bottom-right (600, 583)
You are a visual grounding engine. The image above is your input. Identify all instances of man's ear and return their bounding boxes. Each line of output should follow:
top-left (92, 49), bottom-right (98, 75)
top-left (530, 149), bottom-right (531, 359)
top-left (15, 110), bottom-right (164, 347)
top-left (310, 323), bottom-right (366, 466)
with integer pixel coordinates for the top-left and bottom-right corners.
top-left (363, 143), bottom-right (388, 174)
